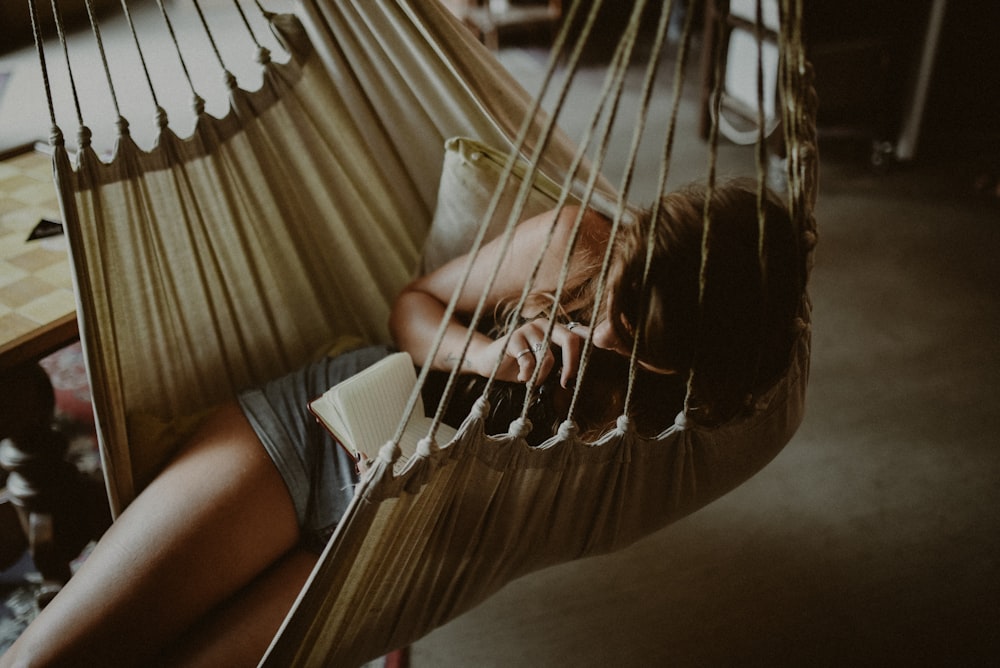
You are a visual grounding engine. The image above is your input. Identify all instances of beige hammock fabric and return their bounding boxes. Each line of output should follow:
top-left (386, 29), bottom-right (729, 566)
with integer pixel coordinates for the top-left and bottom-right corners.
top-left (32, 0), bottom-right (818, 665)
top-left (45, 0), bottom-right (593, 511)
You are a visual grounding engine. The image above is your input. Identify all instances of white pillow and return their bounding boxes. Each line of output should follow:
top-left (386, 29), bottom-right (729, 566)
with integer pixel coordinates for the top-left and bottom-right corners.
top-left (421, 137), bottom-right (571, 273)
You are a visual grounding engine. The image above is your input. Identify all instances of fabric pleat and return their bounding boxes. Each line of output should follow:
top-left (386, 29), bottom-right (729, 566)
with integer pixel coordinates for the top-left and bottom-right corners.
top-left (58, 26), bottom-right (429, 505)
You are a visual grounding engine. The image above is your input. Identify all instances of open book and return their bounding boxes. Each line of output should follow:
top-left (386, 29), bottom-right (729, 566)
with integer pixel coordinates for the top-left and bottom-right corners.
top-left (309, 351), bottom-right (457, 466)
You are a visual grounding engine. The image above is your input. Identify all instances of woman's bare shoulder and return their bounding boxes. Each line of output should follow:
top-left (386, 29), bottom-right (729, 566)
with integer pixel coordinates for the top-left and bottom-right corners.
top-left (517, 205), bottom-right (610, 289)
top-left (524, 204), bottom-right (611, 251)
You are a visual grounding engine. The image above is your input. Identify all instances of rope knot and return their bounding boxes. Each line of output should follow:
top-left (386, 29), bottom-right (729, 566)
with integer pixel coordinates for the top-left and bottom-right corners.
top-left (49, 126), bottom-right (64, 147)
top-left (415, 436), bottom-right (435, 458)
top-left (154, 106), bottom-right (169, 130)
top-left (77, 126), bottom-right (93, 149)
top-left (556, 419), bottom-right (578, 440)
top-left (615, 414), bottom-right (631, 434)
top-left (378, 440), bottom-right (400, 464)
top-left (222, 71), bottom-right (238, 91)
top-left (115, 116), bottom-right (130, 136)
top-left (256, 47), bottom-right (272, 66)
top-left (471, 397), bottom-right (490, 420)
top-left (508, 417), bottom-right (532, 439)
top-left (191, 95), bottom-right (206, 116)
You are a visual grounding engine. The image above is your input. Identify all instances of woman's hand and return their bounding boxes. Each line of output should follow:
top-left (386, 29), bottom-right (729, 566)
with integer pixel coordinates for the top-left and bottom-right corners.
top-left (470, 319), bottom-right (587, 388)
top-left (390, 204), bottom-right (610, 385)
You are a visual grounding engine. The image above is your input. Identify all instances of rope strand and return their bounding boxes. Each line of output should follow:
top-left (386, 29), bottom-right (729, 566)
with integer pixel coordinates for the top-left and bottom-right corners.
top-left (685, 0), bottom-right (728, 416)
top-left (510, 0), bottom-right (648, 423)
top-left (154, 0), bottom-right (202, 110)
top-left (418, 0), bottom-right (605, 443)
top-left (640, 0), bottom-right (697, 416)
top-left (191, 0), bottom-right (238, 91)
top-left (83, 0), bottom-right (123, 124)
top-left (118, 0), bottom-right (164, 124)
top-left (233, 0), bottom-right (262, 49)
top-left (558, 0), bottom-right (666, 422)
top-left (27, 0), bottom-right (59, 134)
top-left (612, 0), bottom-right (679, 417)
top-left (48, 0), bottom-right (86, 131)
top-left (748, 0), bottom-right (771, 403)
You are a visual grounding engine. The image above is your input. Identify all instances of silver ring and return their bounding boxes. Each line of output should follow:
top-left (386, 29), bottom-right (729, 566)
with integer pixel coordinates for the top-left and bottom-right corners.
top-left (515, 348), bottom-right (533, 360)
top-left (566, 321), bottom-right (581, 331)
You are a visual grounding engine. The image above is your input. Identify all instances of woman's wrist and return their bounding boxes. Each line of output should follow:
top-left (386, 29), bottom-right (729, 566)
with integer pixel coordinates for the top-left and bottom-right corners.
top-left (441, 333), bottom-right (492, 376)
top-left (443, 350), bottom-right (473, 372)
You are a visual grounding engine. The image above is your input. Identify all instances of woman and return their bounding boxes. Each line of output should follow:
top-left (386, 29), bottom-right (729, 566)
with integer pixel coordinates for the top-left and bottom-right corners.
top-left (0, 180), bottom-right (804, 667)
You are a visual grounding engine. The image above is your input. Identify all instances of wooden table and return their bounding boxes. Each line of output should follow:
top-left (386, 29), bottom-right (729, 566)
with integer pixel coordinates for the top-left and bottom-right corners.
top-left (0, 147), bottom-right (78, 367)
top-left (0, 145), bottom-right (108, 604)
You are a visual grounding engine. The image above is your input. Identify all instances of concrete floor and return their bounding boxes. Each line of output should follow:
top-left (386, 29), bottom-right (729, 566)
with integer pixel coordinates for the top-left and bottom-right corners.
top-left (2, 2), bottom-right (998, 665)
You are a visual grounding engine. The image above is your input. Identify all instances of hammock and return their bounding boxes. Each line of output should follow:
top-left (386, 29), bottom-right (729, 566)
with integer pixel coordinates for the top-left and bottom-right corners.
top-left (28, 0), bottom-right (818, 664)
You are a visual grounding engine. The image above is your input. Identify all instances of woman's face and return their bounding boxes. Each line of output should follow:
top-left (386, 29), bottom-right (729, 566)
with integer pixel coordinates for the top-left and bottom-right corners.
top-left (591, 315), bottom-right (632, 359)
top-left (591, 298), bottom-right (675, 375)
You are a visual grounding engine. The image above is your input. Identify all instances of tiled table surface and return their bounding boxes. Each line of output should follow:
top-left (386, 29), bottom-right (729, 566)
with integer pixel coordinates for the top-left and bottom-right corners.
top-left (0, 148), bottom-right (77, 369)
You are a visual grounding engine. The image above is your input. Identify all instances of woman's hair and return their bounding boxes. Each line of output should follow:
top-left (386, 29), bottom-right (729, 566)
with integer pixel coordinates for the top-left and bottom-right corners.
top-left (605, 178), bottom-right (806, 425)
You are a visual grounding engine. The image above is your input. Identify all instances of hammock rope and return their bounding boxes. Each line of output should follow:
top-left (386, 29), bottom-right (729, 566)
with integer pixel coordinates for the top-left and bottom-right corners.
top-left (560, 0), bottom-right (658, 425)
top-left (684, 0), bottom-right (736, 417)
top-left (426, 0), bottom-right (668, 441)
top-left (231, 0), bottom-right (267, 56)
top-left (26, 0), bottom-right (60, 135)
top-left (502, 0), bottom-right (645, 423)
top-left (404, 0), bottom-right (612, 446)
top-left (151, 0), bottom-right (205, 117)
top-left (43, 0), bottom-right (87, 137)
top-left (82, 0), bottom-right (125, 132)
top-left (26, 1), bottom-right (818, 663)
top-left (750, 0), bottom-right (770, 396)
top-left (625, 0), bottom-right (695, 414)
top-left (393, 0), bottom-right (586, 443)
top-left (189, 0), bottom-right (240, 93)
top-left (117, 0), bottom-right (168, 131)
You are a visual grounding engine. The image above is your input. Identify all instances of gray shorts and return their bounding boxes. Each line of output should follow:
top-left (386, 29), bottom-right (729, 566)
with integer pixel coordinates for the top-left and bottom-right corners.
top-left (237, 344), bottom-right (393, 552)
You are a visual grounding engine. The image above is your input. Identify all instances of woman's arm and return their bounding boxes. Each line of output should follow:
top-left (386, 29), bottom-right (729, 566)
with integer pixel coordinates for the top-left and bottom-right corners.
top-left (389, 205), bottom-right (608, 387)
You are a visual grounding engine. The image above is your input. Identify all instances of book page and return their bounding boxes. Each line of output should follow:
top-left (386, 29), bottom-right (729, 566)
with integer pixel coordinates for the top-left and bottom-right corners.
top-left (311, 351), bottom-right (461, 465)
top-left (315, 352), bottom-right (421, 458)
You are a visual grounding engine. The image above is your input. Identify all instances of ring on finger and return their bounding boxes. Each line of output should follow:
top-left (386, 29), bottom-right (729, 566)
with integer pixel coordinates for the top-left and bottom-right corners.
top-left (566, 321), bottom-right (581, 331)
top-left (515, 348), bottom-right (534, 360)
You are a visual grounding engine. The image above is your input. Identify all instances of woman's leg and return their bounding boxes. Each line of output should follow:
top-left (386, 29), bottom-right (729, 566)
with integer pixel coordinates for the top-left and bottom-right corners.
top-left (156, 546), bottom-right (318, 667)
top-left (0, 402), bottom-right (304, 667)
